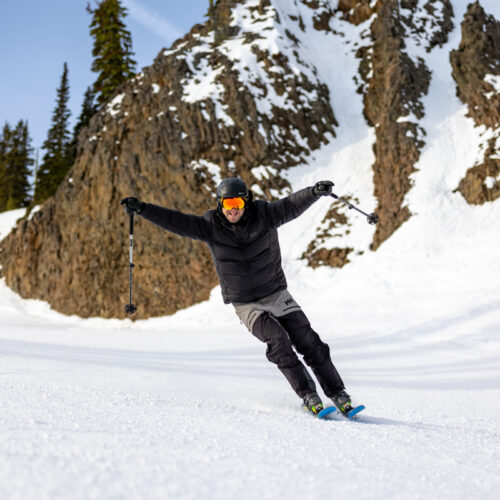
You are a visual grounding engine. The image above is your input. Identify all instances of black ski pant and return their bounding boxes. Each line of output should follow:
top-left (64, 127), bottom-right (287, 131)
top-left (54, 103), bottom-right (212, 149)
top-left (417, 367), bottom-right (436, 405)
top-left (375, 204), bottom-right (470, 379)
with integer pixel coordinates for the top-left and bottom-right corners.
top-left (251, 310), bottom-right (345, 400)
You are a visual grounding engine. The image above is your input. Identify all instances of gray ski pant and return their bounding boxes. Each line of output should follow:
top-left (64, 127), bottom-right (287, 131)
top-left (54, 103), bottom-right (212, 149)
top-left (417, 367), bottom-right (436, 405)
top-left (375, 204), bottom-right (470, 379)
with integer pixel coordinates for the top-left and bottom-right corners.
top-left (233, 290), bottom-right (345, 400)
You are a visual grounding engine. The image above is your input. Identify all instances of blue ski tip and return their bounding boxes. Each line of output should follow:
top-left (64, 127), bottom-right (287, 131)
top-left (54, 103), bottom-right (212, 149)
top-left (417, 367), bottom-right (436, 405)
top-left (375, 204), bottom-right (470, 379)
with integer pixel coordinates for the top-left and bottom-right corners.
top-left (346, 405), bottom-right (365, 419)
top-left (318, 406), bottom-right (337, 419)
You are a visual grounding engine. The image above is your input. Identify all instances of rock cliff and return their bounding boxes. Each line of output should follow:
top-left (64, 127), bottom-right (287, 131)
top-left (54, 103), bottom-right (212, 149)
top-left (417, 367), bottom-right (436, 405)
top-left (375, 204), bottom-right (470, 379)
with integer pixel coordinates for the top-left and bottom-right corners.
top-left (451, 1), bottom-right (500, 204)
top-left (0, 0), bottom-right (338, 318)
top-left (0, 0), bottom-right (499, 318)
top-left (303, 0), bottom-right (453, 265)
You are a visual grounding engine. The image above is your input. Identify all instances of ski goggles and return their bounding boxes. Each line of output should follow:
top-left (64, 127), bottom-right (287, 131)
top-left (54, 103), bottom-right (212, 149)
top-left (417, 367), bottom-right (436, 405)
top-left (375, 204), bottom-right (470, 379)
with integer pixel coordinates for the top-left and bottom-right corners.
top-left (220, 197), bottom-right (247, 210)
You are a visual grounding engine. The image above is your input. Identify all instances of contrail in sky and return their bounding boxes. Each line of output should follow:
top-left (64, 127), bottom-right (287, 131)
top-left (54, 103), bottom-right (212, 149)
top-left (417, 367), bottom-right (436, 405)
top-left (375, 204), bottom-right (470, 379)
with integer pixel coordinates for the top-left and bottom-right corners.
top-left (123, 0), bottom-right (184, 43)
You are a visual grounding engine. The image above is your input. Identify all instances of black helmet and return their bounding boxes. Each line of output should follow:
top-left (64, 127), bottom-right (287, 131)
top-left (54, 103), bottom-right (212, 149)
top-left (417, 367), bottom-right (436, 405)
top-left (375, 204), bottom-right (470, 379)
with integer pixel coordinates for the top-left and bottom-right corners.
top-left (217, 177), bottom-right (248, 200)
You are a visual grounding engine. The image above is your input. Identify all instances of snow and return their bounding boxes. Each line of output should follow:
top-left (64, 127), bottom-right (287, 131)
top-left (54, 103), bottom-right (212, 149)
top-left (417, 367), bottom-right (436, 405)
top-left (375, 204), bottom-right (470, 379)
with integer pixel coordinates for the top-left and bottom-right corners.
top-left (106, 93), bottom-right (125, 117)
top-left (1, 194), bottom-right (500, 500)
top-left (190, 158), bottom-right (223, 188)
top-left (182, 63), bottom-right (224, 103)
top-left (484, 74), bottom-right (500, 100)
top-left (484, 74), bottom-right (500, 92)
top-left (485, 175), bottom-right (499, 189)
top-left (251, 165), bottom-right (278, 181)
top-left (27, 205), bottom-right (41, 221)
top-left (2, 1), bottom-right (500, 499)
top-left (0, 208), bottom-right (25, 240)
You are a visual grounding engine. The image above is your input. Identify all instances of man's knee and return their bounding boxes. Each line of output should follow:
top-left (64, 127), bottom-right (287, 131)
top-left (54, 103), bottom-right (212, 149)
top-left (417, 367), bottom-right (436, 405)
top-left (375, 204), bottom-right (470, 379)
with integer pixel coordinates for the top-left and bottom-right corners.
top-left (278, 310), bottom-right (330, 366)
top-left (252, 312), bottom-right (299, 368)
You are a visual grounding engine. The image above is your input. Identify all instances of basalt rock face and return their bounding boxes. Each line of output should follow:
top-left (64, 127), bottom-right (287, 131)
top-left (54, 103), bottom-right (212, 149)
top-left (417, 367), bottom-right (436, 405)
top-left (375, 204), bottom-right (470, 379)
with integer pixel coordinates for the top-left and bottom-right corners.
top-left (451, 2), bottom-right (500, 204)
top-left (337, 0), bottom-right (380, 25)
top-left (0, 0), bottom-right (339, 319)
top-left (301, 202), bottom-right (353, 268)
top-left (361, 0), bottom-right (452, 250)
top-left (1, 0), bottom-right (498, 319)
top-left (303, 0), bottom-right (453, 267)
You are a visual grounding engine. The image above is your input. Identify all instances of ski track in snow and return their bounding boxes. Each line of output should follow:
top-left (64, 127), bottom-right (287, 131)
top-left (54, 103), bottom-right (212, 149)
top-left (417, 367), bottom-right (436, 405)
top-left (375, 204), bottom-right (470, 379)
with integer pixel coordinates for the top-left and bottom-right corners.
top-left (2, 0), bottom-right (500, 498)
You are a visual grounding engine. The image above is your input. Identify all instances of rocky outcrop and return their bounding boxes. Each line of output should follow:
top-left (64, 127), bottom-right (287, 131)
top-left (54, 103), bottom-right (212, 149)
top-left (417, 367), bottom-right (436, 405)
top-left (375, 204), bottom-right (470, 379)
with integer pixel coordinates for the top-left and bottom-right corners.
top-left (301, 203), bottom-right (353, 268)
top-left (363, 0), bottom-right (453, 250)
top-left (451, 2), bottom-right (500, 204)
top-left (305, 0), bottom-right (453, 265)
top-left (0, 0), bottom-right (338, 319)
top-left (0, 0), bottom-right (497, 319)
top-left (337, 0), bottom-right (380, 25)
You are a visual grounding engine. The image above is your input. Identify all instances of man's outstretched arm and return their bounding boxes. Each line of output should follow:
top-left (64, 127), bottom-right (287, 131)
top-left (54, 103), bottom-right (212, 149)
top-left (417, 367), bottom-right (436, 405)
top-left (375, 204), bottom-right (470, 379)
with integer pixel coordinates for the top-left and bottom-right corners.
top-left (264, 181), bottom-right (333, 228)
top-left (121, 197), bottom-right (210, 242)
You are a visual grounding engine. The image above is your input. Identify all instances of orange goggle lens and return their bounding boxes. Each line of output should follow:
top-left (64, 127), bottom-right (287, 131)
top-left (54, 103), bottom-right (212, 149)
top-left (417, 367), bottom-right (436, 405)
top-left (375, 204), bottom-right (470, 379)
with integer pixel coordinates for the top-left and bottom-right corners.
top-left (221, 197), bottom-right (246, 210)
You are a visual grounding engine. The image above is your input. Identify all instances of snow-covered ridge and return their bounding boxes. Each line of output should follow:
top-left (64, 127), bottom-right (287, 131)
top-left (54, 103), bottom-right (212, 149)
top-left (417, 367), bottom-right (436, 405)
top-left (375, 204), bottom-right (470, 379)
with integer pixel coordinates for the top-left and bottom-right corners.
top-left (157, 0), bottom-right (340, 175)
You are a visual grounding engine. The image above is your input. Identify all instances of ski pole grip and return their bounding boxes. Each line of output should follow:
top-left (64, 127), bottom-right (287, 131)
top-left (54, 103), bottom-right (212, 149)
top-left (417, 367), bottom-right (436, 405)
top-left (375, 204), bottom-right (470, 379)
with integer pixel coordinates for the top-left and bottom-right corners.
top-left (129, 213), bottom-right (134, 235)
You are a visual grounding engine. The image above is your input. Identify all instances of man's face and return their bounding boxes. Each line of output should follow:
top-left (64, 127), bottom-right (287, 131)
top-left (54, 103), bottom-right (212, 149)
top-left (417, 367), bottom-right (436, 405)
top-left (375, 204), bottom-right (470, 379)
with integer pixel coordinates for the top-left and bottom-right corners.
top-left (222, 206), bottom-right (245, 223)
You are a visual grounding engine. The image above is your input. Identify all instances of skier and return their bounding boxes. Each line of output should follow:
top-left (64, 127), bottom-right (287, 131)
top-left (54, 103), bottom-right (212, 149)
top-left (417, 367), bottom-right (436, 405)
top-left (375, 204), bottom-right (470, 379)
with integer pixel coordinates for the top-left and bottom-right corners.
top-left (121, 178), bottom-right (353, 415)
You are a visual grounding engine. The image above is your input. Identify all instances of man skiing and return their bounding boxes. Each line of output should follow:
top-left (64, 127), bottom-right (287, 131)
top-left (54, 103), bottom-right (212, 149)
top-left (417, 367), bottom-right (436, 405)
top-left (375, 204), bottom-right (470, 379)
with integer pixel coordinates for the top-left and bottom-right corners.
top-left (121, 178), bottom-right (353, 415)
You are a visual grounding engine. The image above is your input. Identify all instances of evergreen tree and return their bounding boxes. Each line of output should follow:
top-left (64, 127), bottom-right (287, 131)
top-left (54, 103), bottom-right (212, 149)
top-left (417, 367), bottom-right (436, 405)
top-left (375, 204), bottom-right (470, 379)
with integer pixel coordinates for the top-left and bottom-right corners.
top-left (0, 123), bottom-right (12, 212)
top-left (6, 121), bottom-right (33, 210)
top-left (68, 86), bottom-right (98, 165)
top-left (34, 63), bottom-right (73, 204)
top-left (87, 0), bottom-right (136, 107)
top-left (0, 121), bottom-right (33, 212)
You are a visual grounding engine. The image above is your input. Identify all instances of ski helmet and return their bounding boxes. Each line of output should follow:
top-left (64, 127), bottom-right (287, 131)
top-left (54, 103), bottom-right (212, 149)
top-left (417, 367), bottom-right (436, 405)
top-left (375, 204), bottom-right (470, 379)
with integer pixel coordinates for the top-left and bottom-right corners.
top-left (217, 177), bottom-right (248, 200)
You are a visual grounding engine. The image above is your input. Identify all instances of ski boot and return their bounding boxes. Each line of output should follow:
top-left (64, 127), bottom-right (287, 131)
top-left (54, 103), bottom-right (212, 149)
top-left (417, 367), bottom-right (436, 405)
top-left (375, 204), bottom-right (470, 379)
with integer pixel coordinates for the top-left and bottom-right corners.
top-left (332, 390), bottom-right (353, 415)
top-left (303, 392), bottom-right (324, 415)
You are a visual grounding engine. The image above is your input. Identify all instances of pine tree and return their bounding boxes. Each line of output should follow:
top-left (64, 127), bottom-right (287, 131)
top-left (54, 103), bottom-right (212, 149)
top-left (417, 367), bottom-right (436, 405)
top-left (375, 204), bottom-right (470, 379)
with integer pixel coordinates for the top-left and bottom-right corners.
top-left (34, 63), bottom-right (73, 204)
top-left (0, 123), bottom-right (12, 212)
top-left (87, 0), bottom-right (136, 107)
top-left (68, 86), bottom-right (98, 165)
top-left (0, 121), bottom-right (33, 212)
top-left (207, 0), bottom-right (222, 44)
top-left (6, 121), bottom-right (33, 210)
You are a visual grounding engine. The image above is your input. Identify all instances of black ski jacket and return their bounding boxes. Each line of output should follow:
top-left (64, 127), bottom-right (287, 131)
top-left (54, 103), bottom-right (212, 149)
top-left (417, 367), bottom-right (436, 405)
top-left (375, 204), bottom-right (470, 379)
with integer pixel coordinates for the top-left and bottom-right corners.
top-left (139, 187), bottom-right (318, 304)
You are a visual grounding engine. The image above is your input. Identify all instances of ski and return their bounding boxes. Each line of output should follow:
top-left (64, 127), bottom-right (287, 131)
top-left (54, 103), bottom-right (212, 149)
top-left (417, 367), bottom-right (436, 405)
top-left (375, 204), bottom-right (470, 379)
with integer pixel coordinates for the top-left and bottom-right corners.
top-left (304, 404), bottom-right (366, 420)
top-left (318, 406), bottom-right (337, 419)
top-left (343, 404), bottom-right (365, 419)
top-left (323, 404), bottom-right (365, 420)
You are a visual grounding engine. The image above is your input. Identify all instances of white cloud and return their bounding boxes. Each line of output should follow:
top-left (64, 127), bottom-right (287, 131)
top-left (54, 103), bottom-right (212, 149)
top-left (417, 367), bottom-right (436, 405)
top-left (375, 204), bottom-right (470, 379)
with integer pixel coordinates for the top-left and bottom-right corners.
top-left (123, 0), bottom-right (184, 42)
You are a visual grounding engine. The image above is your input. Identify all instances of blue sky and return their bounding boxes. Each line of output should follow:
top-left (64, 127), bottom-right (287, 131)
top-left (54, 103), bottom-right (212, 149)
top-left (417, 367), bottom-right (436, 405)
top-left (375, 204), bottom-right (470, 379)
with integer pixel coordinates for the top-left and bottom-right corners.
top-left (0, 0), bottom-right (209, 153)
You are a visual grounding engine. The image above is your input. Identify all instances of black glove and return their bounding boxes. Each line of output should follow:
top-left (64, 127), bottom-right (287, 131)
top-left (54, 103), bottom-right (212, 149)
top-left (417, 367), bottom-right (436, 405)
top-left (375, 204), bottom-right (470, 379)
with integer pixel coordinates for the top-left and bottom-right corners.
top-left (312, 180), bottom-right (334, 198)
top-left (120, 197), bottom-right (145, 215)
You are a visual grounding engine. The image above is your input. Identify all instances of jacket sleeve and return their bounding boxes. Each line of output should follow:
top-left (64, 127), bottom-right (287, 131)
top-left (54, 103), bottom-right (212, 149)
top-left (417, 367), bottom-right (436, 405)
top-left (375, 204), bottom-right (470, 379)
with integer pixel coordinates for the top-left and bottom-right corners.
top-left (140, 203), bottom-right (211, 242)
top-left (264, 187), bottom-right (318, 228)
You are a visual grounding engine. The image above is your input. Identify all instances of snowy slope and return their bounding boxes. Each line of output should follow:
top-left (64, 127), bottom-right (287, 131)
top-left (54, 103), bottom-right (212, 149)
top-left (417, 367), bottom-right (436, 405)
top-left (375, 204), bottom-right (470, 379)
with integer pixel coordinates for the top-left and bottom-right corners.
top-left (1, 202), bottom-right (499, 500)
top-left (1, 0), bottom-right (500, 499)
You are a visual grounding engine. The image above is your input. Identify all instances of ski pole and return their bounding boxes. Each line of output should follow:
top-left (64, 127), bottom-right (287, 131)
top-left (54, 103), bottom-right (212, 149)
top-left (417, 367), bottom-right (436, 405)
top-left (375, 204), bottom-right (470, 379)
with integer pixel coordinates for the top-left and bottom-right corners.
top-left (125, 213), bottom-right (137, 315)
top-left (329, 192), bottom-right (379, 225)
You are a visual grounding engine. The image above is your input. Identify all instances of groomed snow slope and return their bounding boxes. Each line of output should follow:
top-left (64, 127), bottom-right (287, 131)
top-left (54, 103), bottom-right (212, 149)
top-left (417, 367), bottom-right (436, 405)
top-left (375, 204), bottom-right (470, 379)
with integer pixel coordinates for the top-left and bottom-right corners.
top-left (1, 195), bottom-right (499, 500)
top-left (1, 0), bottom-right (500, 499)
